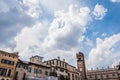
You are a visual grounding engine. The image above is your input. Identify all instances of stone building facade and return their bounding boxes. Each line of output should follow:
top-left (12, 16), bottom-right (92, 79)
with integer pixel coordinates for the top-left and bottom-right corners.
top-left (0, 50), bottom-right (86, 80)
top-left (0, 50), bottom-right (19, 80)
top-left (44, 56), bottom-right (82, 80)
top-left (44, 57), bottom-right (68, 80)
top-left (67, 64), bottom-right (81, 80)
top-left (87, 66), bottom-right (120, 80)
top-left (14, 56), bottom-right (51, 80)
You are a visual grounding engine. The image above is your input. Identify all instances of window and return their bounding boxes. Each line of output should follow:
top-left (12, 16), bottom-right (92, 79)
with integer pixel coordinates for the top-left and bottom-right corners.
top-left (106, 74), bottom-right (109, 78)
top-left (65, 64), bottom-right (67, 68)
top-left (23, 73), bottom-right (26, 80)
top-left (0, 68), bottom-right (2, 75)
top-left (95, 74), bottom-right (97, 79)
top-left (1, 59), bottom-right (6, 63)
top-left (72, 74), bottom-right (74, 80)
top-left (45, 71), bottom-right (48, 75)
top-left (0, 68), bottom-right (7, 76)
top-left (10, 61), bottom-right (14, 65)
top-left (34, 69), bottom-right (42, 74)
top-left (89, 75), bottom-right (92, 78)
top-left (14, 71), bottom-right (18, 80)
top-left (38, 70), bottom-right (42, 74)
top-left (47, 62), bottom-right (48, 65)
top-left (7, 69), bottom-right (11, 77)
top-left (65, 70), bottom-right (67, 73)
top-left (60, 69), bottom-right (64, 72)
top-left (56, 68), bottom-right (58, 70)
top-left (112, 73), bottom-right (115, 76)
top-left (62, 62), bottom-right (64, 67)
top-left (27, 67), bottom-right (32, 73)
top-left (60, 62), bottom-right (61, 66)
top-left (6, 60), bottom-right (10, 64)
top-left (58, 61), bottom-right (60, 66)
top-left (48, 62), bottom-right (50, 65)
top-left (51, 61), bottom-right (54, 65)
top-left (17, 63), bottom-right (21, 68)
top-left (34, 69), bottom-right (37, 74)
top-left (1, 59), bottom-right (14, 65)
top-left (53, 60), bottom-right (54, 65)
top-left (3, 69), bottom-right (7, 76)
top-left (1, 78), bottom-right (4, 80)
top-left (100, 74), bottom-right (103, 79)
top-left (57, 61), bottom-right (58, 65)
top-left (68, 73), bottom-right (70, 76)
top-left (75, 75), bottom-right (77, 80)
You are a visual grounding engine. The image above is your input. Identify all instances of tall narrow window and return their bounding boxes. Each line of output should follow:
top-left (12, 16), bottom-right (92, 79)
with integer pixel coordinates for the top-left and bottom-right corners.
top-left (95, 74), bottom-right (97, 79)
top-left (22, 73), bottom-right (26, 80)
top-left (2, 69), bottom-right (7, 76)
top-left (60, 61), bottom-right (61, 66)
top-left (34, 69), bottom-right (37, 74)
top-left (14, 71), bottom-right (18, 80)
top-left (57, 61), bottom-right (58, 65)
top-left (7, 69), bottom-right (11, 77)
top-left (53, 60), bottom-right (54, 65)
top-left (38, 70), bottom-right (42, 74)
top-left (27, 67), bottom-right (32, 73)
top-left (106, 74), bottom-right (109, 78)
top-left (0, 68), bottom-right (2, 76)
top-left (62, 62), bottom-right (64, 67)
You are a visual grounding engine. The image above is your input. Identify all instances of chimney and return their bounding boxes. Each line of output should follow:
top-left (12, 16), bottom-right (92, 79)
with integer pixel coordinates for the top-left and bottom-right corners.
top-left (108, 66), bottom-right (109, 69)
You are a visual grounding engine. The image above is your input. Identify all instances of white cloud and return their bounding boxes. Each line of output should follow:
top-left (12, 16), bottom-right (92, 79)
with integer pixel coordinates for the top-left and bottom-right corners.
top-left (85, 37), bottom-right (93, 47)
top-left (12, 4), bottom-right (92, 65)
top-left (0, 47), bottom-right (13, 53)
top-left (12, 3), bottom-right (109, 66)
top-left (21, 0), bottom-right (82, 19)
top-left (112, 58), bottom-right (120, 67)
top-left (38, 0), bottom-right (82, 12)
top-left (93, 4), bottom-right (107, 20)
top-left (102, 33), bottom-right (107, 37)
top-left (92, 32), bottom-right (98, 36)
top-left (0, 0), bottom-right (35, 46)
top-left (14, 22), bottom-right (49, 60)
top-left (42, 5), bottom-right (91, 52)
top-left (0, 1), bottom-right (109, 67)
top-left (87, 33), bottom-right (120, 69)
top-left (22, 0), bottom-right (42, 18)
top-left (110, 0), bottom-right (120, 2)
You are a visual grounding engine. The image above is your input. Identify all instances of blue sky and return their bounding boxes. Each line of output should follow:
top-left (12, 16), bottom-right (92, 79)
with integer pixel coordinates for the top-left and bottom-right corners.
top-left (0, 0), bottom-right (120, 69)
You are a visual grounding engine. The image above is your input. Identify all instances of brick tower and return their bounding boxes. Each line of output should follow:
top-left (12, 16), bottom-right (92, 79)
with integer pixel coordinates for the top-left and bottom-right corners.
top-left (76, 52), bottom-right (87, 80)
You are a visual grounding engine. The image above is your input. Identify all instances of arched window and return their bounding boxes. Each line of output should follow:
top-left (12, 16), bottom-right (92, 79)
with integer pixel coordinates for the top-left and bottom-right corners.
top-left (1, 78), bottom-right (4, 80)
